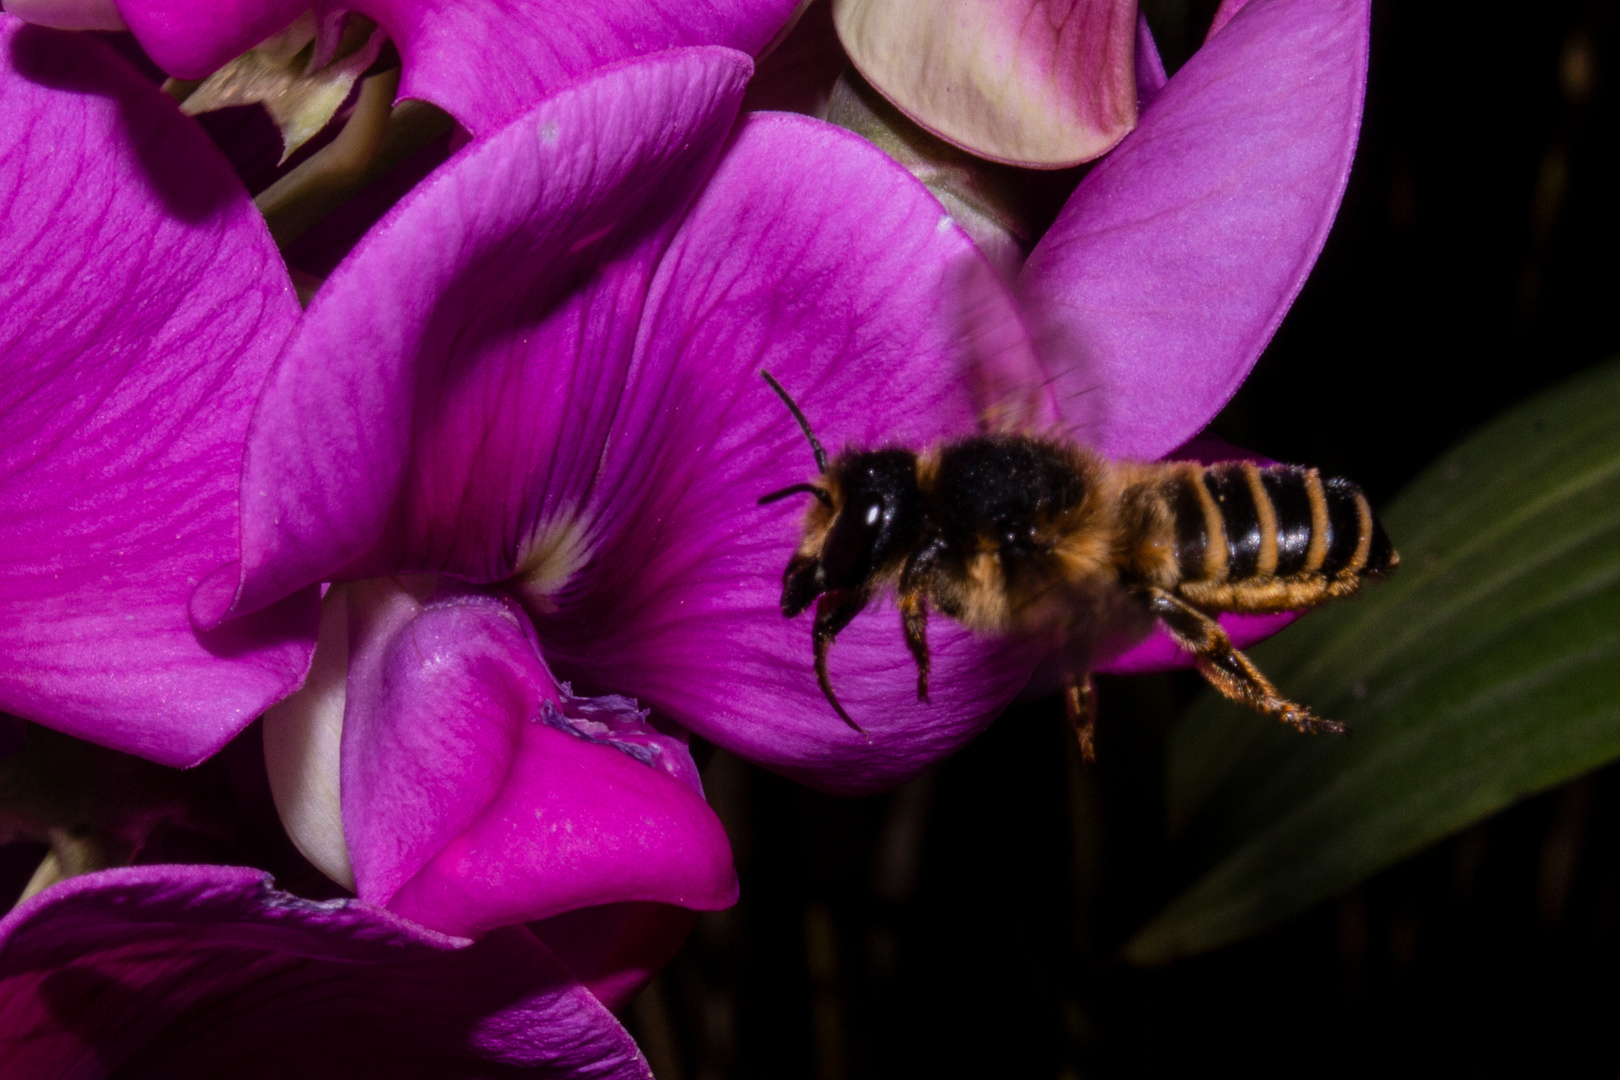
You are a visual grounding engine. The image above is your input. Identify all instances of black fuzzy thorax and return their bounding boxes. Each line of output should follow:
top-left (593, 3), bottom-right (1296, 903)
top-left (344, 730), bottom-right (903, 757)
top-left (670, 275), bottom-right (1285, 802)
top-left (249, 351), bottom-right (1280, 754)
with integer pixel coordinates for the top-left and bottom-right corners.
top-left (928, 435), bottom-right (1087, 557)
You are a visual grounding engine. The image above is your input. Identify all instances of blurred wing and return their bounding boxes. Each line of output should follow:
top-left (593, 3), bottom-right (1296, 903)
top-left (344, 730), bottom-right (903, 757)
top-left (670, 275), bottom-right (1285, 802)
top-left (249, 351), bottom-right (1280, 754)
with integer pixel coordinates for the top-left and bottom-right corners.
top-left (947, 253), bottom-right (1064, 436)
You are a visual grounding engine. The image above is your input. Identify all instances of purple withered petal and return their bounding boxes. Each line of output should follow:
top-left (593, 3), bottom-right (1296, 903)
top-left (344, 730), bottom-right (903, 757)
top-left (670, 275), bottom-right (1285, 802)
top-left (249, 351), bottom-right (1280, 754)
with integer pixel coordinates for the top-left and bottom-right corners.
top-left (341, 584), bottom-right (736, 938)
top-left (1020, 0), bottom-right (1370, 461)
top-left (0, 19), bottom-right (315, 767)
top-left (62, 0), bottom-right (799, 135)
top-left (833, 0), bottom-right (1140, 167)
top-left (0, 864), bottom-right (654, 1078)
top-left (232, 48), bottom-right (1041, 793)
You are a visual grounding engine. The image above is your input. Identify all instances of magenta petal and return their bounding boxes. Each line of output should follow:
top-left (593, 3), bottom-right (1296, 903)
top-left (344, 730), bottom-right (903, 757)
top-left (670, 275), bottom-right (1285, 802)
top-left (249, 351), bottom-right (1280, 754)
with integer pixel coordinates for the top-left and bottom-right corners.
top-left (0, 20), bottom-right (313, 766)
top-left (231, 48), bottom-right (754, 620)
top-left (1134, 10), bottom-right (1167, 109)
top-left (1020, 0), bottom-right (1370, 460)
top-left (113, 0), bottom-right (307, 77)
top-left (342, 590), bottom-right (736, 938)
top-left (0, 865), bottom-right (653, 1078)
top-left (356, 0), bottom-right (800, 135)
top-left (541, 114), bottom-right (1042, 793)
top-left (530, 901), bottom-right (696, 1011)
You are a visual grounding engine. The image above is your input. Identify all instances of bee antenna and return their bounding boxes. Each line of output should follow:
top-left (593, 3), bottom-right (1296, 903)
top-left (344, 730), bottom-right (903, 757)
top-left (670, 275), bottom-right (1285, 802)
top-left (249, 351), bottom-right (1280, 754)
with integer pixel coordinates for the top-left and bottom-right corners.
top-left (761, 370), bottom-right (829, 474)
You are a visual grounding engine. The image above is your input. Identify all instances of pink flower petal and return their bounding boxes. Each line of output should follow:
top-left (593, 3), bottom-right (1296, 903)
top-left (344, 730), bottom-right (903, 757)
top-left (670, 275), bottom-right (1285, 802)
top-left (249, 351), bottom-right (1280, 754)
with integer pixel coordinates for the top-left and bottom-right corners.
top-left (341, 587), bottom-right (736, 938)
top-left (833, 0), bottom-right (1139, 166)
top-left (0, 865), bottom-right (653, 1078)
top-left (224, 47), bottom-right (755, 622)
top-left (531, 901), bottom-right (697, 1011)
top-left (236, 49), bottom-right (1042, 792)
top-left (1134, 9), bottom-right (1166, 109)
top-left (0, 20), bottom-right (314, 767)
top-left (1020, 0), bottom-right (1370, 460)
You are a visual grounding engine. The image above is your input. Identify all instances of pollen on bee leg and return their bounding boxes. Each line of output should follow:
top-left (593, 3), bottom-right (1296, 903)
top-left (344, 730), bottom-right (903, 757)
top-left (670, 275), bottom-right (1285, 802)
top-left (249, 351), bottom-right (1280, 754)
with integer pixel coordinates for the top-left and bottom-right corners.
top-left (512, 505), bottom-right (596, 615)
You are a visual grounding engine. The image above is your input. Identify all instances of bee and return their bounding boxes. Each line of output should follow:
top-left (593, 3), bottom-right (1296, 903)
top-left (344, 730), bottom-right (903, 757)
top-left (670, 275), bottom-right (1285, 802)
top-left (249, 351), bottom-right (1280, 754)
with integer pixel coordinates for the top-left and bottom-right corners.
top-left (758, 371), bottom-right (1398, 758)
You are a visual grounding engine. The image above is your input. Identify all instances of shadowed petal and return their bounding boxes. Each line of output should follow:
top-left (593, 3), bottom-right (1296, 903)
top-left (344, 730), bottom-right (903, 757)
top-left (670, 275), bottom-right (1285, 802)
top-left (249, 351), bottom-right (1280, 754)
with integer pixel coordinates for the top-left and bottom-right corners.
top-left (0, 865), bottom-right (653, 1078)
top-left (833, 0), bottom-right (1138, 166)
top-left (341, 585), bottom-right (736, 938)
top-left (0, 20), bottom-right (314, 766)
top-left (1020, 0), bottom-right (1370, 460)
top-left (530, 901), bottom-right (697, 1011)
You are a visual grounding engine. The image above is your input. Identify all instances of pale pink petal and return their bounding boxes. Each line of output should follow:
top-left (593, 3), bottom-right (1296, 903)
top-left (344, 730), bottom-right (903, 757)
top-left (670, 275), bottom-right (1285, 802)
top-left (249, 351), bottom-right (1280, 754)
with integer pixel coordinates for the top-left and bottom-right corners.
top-left (834, 0), bottom-right (1139, 166)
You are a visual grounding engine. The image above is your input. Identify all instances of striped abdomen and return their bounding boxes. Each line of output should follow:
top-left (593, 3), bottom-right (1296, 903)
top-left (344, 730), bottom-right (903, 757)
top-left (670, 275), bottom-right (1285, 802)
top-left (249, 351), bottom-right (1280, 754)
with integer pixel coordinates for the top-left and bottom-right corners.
top-left (1165, 461), bottom-right (1397, 612)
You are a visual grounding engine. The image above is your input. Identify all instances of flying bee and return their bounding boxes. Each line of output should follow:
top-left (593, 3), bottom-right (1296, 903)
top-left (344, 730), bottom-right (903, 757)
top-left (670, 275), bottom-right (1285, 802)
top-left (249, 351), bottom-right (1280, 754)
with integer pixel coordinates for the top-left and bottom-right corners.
top-left (757, 370), bottom-right (1398, 758)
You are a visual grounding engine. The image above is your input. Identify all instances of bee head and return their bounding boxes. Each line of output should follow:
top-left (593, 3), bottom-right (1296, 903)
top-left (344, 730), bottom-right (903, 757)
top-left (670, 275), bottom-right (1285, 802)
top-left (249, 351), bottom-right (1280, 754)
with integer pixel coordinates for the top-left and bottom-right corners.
top-left (779, 449), bottom-right (923, 617)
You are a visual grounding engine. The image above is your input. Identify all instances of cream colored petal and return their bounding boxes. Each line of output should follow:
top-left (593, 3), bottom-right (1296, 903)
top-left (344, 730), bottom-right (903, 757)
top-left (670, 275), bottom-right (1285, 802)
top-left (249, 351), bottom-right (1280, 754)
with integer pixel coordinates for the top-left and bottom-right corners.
top-left (263, 585), bottom-right (355, 891)
top-left (833, 0), bottom-right (1138, 167)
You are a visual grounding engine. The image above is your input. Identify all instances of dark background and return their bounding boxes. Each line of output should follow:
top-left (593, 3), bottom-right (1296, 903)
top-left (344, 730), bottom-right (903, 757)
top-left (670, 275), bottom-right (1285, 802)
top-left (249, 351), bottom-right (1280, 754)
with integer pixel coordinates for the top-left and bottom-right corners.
top-left (630, 2), bottom-right (1620, 1077)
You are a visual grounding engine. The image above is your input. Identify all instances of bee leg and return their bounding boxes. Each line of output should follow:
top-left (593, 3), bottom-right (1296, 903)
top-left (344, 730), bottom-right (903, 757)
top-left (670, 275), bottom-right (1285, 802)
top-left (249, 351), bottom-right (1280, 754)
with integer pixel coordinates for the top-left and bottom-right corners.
top-left (898, 588), bottom-right (931, 703)
top-left (899, 537), bottom-right (948, 704)
top-left (1064, 673), bottom-right (1098, 764)
top-left (1143, 588), bottom-right (1345, 736)
top-left (814, 590), bottom-right (871, 737)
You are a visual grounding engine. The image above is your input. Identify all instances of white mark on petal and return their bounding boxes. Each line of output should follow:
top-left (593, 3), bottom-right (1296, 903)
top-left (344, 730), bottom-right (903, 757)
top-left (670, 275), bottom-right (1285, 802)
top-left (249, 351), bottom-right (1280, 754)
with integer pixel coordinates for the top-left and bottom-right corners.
top-left (513, 504), bottom-right (595, 614)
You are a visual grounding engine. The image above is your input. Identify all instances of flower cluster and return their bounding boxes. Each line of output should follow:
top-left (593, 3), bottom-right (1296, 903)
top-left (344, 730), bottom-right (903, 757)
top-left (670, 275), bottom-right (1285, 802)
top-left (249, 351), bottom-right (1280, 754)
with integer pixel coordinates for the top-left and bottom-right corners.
top-left (0, 0), bottom-right (1368, 1074)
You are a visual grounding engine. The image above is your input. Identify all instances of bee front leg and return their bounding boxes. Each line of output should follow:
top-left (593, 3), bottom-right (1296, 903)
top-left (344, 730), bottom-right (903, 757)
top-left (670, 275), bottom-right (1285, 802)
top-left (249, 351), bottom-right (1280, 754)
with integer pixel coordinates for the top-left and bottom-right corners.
top-left (814, 590), bottom-right (872, 736)
top-left (1143, 587), bottom-right (1344, 736)
top-left (1064, 672), bottom-right (1097, 764)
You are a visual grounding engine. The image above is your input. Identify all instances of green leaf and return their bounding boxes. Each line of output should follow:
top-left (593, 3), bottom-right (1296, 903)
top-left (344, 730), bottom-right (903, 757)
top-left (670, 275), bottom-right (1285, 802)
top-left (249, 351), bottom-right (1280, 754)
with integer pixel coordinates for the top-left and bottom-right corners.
top-left (1124, 357), bottom-right (1620, 965)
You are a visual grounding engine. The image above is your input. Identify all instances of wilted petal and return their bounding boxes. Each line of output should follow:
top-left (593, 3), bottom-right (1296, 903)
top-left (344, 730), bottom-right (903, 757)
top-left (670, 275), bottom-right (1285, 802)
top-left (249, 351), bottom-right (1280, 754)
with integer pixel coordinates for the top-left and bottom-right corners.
top-left (81, 0), bottom-right (798, 135)
top-left (0, 865), bottom-right (653, 1078)
top-left (341, 586), bottom-right (736, 938)
top-left (1020, 0), bottom-right (1370, 460)
top-left (0, 20), bottom-right (314, 766)
top-left (833, 0), bottom-right (1138, 166)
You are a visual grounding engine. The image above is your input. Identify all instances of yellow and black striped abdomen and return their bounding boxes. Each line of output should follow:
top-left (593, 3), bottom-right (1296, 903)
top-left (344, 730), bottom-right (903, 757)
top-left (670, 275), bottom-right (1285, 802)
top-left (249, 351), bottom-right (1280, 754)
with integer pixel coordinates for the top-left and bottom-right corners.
top-left (1167, 461), bottom-right (1397, 612)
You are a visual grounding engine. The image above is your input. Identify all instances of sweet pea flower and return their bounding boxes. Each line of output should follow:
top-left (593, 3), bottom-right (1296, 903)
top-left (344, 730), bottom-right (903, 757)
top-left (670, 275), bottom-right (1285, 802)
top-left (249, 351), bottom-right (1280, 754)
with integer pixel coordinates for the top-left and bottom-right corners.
top-left (0, 865), bottom-right (657, 1078)
top-left (0, 17), bottom-right (314, 767)
top-left (2, 16), bottom-right (738, 1022)
top-left (7, 0), bottom-right (804, 137)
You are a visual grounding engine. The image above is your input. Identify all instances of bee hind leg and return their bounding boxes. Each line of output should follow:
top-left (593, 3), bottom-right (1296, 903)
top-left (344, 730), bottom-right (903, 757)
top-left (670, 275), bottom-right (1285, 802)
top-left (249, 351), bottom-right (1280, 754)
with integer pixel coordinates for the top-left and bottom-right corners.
top-left (898, 587), bottom-right (930, 703)
top-left (1064, 672), bottom-right (1098, 764)
top-left (1143, 588), bottom-right (1344, 736)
